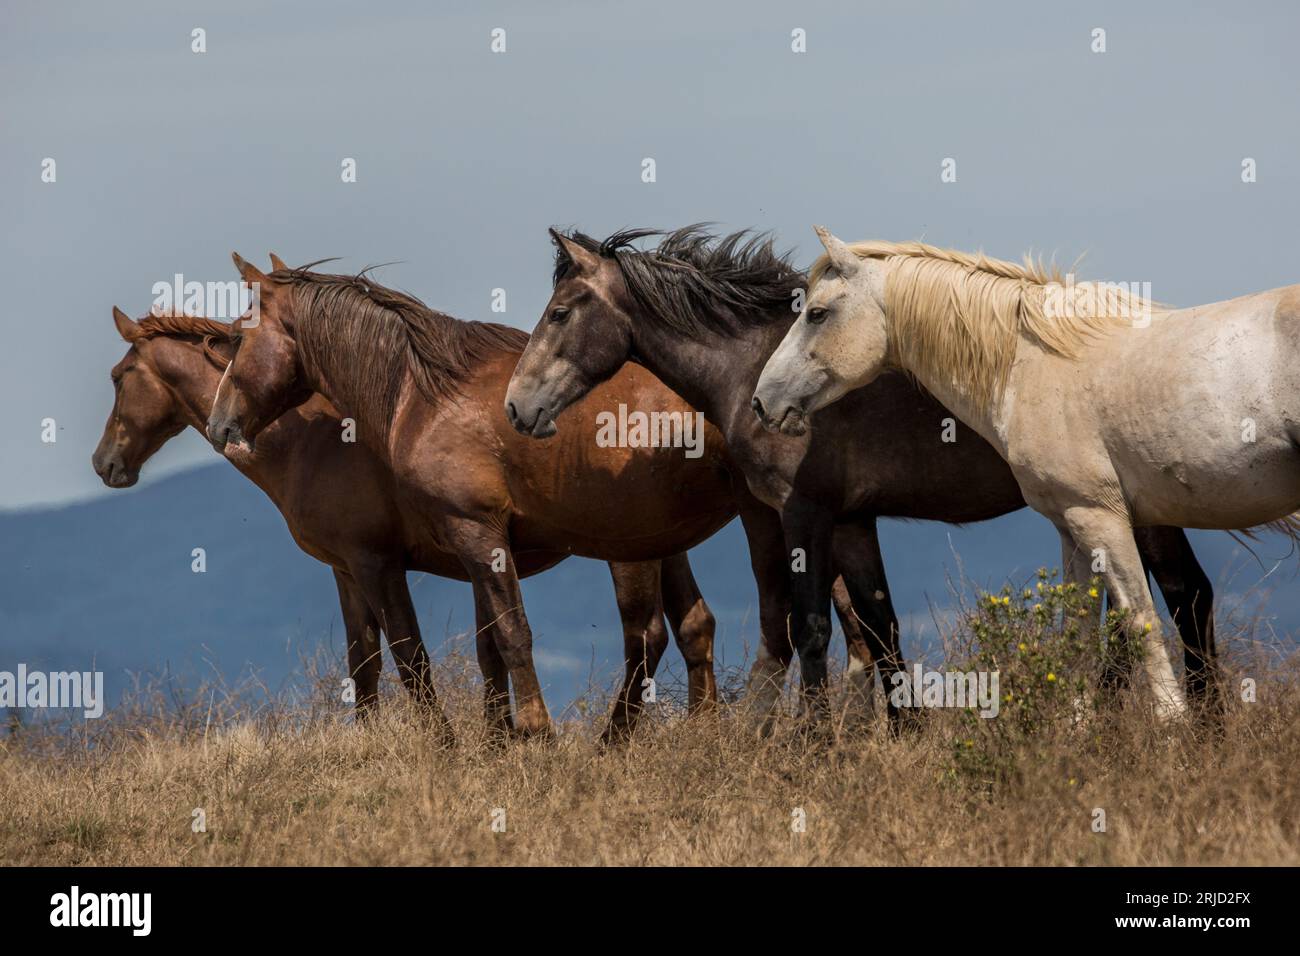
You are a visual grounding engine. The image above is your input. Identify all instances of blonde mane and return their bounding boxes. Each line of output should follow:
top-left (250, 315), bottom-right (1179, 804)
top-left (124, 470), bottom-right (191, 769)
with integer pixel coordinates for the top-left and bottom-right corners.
top-left (808, 240), bottom-right (1160, 410)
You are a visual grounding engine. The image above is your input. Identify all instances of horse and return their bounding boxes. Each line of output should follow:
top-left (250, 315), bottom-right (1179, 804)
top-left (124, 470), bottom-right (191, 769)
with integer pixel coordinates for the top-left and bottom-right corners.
top-left (93, 302), bottom-right (713, 743)
top-left (753, 226), bottom-right (1298, 719)
top-left (504, 226), bottom-right (1219, 722)
top-left (206, 254), bottom-right (749, 738)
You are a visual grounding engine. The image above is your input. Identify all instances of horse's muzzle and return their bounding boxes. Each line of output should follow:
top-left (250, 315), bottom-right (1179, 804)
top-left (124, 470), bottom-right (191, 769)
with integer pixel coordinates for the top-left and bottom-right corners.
top-left (207, 418), bottom-right (253, 454)
top-left (92, 451), bottom-right (138, 488)
top-left (505, 400), bottom-right (558, 439)
top-left (751, 394), bottom-right (808, 436)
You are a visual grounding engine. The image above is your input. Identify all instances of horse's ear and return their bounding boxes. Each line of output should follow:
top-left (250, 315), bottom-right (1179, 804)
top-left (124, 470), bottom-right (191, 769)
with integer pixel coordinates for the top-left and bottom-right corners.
top-left (232, 251), bottom-right (269, 287)
top-left (814, 225), bottom-right (860, 278)
top-left (112, 306), bottom-right (140, 341)
top-left (549, 228), bottom-right (599, 274)
top-left (268, 252), bottom-right (288, 272)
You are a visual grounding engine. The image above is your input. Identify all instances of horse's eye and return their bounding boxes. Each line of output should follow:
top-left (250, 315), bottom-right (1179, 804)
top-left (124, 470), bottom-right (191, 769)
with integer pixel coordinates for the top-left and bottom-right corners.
top-left (807, 307), bottom-right (829, 325)
top-left (549, 306), bottom-right (570, 324)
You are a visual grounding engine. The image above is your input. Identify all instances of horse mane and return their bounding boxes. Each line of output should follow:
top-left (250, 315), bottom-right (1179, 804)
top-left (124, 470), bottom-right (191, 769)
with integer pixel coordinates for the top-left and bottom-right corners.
top-left (808, 239), bottom-right (1161, 410)
top-left (127, 310), bottom-right (235, 370)
top-left (132, 310), bottom-right (235, 342)
top-left (271, 264), bottom-right (529, 425)
top-left (554, 225), bottom-right (805, 337)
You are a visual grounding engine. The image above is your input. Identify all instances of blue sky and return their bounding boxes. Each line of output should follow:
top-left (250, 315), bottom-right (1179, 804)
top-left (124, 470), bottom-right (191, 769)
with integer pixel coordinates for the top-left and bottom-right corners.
top-left (4, 0), bottom-right (1300, 509)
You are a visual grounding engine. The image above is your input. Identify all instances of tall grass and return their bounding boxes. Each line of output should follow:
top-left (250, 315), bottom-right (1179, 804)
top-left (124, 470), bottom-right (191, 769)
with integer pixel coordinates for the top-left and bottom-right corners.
top-left (2, 581), bottom-right (1296, 866)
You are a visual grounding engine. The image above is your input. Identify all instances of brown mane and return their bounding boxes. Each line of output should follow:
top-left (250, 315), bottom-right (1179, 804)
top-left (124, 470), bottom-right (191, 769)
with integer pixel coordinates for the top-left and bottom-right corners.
top-left (132, 311), bottom-right (235, 342)
top-left (126, 310), bottom-right (234, 371)
top-left (272, 266), bottom-right (529, 426)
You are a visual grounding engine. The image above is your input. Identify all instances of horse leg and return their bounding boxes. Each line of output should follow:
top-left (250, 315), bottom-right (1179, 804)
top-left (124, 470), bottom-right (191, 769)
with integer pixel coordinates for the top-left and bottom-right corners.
top-left (1055, 522), bottom-right (1127, 720)
top-left (603, 561), bottom-right (670, 743)
top-left (452, 522), bottom-right (552, 738)
top-left (334, 568), bottom-right (382, 719)
top-left (1060, 522), bottom-right (1130, 698)
top-left (781, 497), bottom-right (836, 721)
top-left (831, 575), bottom-right (877, 729)
top-left (1056, 525), bottom-right (1093, 587)
top-left (659, 552), bottom-right (718, 714)
top-left (1063, 507), bottom-right (1186, 720)
top-left (1133, 526), bottom-right (1218, 706)
top-left (832, 521), bottom-right (907, 730)
top-left (474, 597), bottom-right (514, 740)
top-left (356, 561), bottom-right (455, 745)
top-left (736, 493), bottom-right (794, 731)
top-left (1058, 522), bottom-right (1110, 651)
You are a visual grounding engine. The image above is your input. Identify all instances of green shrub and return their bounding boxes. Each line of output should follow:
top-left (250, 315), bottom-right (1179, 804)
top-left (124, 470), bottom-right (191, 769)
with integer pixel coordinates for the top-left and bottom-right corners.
top-left (946, 569), bottom-right (1142, 789)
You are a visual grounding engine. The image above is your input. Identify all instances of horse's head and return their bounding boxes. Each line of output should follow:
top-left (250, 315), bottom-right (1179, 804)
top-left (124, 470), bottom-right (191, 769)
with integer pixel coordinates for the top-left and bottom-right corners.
top-left (93, 307), bottom-right (220, 487)
top-left (208, 252), bottom-right (312, 453)
top-left (753, 226), bottom-right (888, 435)
top-left (505, 229), bottom-right (637, 438)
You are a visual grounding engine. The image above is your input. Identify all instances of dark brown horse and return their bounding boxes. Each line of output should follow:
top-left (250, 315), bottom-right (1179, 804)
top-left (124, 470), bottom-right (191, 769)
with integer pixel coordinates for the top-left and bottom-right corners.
top-left (504, 227), bottom-right (1218, 717)
top-left (205, 255), bottom-right (759, 738)
top-left (93, 304), bottom-right (713, 742)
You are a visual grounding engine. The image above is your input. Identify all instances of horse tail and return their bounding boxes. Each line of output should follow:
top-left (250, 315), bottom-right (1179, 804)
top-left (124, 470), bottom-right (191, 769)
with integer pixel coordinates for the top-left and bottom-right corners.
top-left (1252, 514), bottom-right (1300, 543)
top-left (1226, 514), bottom-right (1300, 558)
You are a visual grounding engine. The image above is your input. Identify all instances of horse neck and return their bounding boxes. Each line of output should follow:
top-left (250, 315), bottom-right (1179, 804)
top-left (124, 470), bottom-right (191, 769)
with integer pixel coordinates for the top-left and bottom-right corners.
top-left (630, 310), bottom-right (794, 435)
top-left (883, 315), bottom-right (1010, 453)
top-left (150, 339), bottom-right (284, 484)
top-left (867, 255), bottom-right (1017, 449)
top-left (294, 331), bottom-right (399, 464)
top-left (148, 338), bottom-right (225, 433)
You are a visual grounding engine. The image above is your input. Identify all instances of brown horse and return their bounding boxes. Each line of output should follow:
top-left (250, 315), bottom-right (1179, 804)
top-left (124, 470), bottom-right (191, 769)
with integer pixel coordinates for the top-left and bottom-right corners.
top-left (205, 255), bottom-right (766, 738)
top-left (504, 227), bottom-right (1219, 717)
top-left (93, 304), bottom-right (714, 742)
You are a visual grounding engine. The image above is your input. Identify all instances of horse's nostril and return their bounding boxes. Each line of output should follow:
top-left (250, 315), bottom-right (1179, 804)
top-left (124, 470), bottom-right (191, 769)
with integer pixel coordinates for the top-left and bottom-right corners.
top-left (751, 396), bottom-right (765, 418)
top-left (507, 401), bottom-right (518, 423)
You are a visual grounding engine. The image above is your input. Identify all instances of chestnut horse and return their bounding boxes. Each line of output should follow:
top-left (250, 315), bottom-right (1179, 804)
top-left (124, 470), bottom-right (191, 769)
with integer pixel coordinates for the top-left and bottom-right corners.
top-left (207, 255), bottom-right (769, 738)
top-left (504, 227), bottom-right (1218, 719)
top-left (93, 305), bottom-right (712, 742)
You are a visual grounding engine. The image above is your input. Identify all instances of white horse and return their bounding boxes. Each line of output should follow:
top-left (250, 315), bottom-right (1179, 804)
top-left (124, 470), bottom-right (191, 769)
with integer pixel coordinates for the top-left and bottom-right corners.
top-left (754, 226), bottom-right (1300, 719)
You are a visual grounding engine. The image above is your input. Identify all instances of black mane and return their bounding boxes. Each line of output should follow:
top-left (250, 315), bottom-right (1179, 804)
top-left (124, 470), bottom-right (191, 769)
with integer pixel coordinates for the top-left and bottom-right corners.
top-left (553, 225), bottom-right (806, 337)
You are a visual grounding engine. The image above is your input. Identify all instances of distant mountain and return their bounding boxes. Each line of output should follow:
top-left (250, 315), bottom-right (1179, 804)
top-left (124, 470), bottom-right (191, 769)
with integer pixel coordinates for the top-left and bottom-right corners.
top-left (2, 462), bottom-right (1296, 717)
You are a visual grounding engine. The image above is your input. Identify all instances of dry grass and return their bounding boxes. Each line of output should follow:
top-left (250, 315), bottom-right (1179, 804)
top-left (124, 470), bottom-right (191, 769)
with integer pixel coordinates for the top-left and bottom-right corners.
top-left (2, 612), bottom-right (1297, 867)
